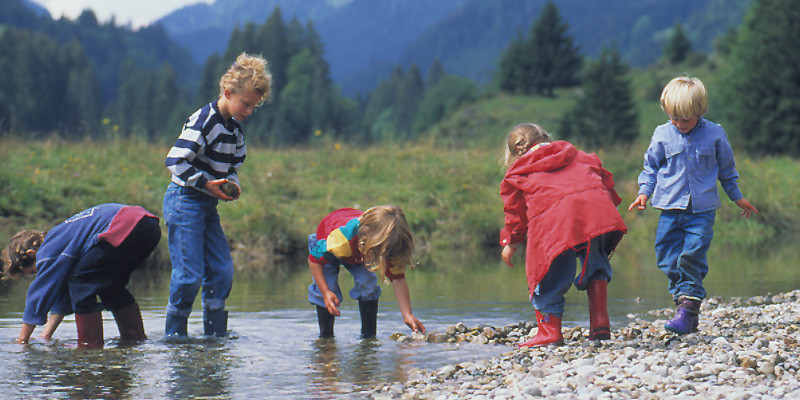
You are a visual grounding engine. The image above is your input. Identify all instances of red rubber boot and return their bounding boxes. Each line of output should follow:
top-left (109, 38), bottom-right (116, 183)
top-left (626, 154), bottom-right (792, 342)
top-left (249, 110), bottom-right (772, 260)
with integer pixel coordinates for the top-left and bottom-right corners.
top-left (75, 312), bottom-right (104, 348)
top-left (587, 280), bottom-right (611, 340)
top-left (112, 302), bottom-right (147, 341)
top-left (519, 310), bottom-right (563, 347)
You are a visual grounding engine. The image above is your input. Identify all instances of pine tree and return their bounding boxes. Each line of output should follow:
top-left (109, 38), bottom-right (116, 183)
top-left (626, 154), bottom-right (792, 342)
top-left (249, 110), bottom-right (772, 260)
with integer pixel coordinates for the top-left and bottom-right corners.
top-left (496, 2), bottom-right (581, 96)
top-left (526, 1), bottom-right (582, 96)
top-left (719, 0), bottom-right (800, 155)
top-left (426, 59), bottom-right (445, 88)
top-left (395, 64), bottom-right (424, 136)
top-left (559, 47), bottom-right (638, 147)
top-left (497, 32), bottom-right (525, 93)
top-left (196, 53), bottom-right (223, 105)
top-left (663, 21), bottom-right (691, 64)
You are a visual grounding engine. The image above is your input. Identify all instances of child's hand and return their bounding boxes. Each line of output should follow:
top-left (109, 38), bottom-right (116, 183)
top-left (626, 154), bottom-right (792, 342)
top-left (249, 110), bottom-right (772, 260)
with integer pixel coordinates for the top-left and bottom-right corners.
top-left (205, 179), bottom-right (239, 201)
top-left (735, 198), bottom-right (759, 218)
top-left (502, 244), bottom-right (518, 267)
top-left (628, 194), bottom-right (649, 211)
top-left (404, 315), bottom-right (426, 333)
top-left (322, 291), bottom-right (341, 316)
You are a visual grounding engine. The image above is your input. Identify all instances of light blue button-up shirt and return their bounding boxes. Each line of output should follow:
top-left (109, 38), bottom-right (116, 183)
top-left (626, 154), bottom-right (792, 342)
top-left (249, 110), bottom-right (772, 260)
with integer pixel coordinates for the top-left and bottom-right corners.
top-left (637, 118), bottom-right (743, 212)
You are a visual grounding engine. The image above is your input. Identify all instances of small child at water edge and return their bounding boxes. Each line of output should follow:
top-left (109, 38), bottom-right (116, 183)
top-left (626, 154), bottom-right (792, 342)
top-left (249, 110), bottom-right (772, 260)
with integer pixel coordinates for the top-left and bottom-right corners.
top-left (500, 123), bottom-right (627, 347)
top-left (308, 205), bottom-right (425, 338)
top-left (628, 76), bottom-right (758, 335)
top-left (163, 52), bottom-right (272, 337)
top-left (1, 204), bottom-right (160, 348)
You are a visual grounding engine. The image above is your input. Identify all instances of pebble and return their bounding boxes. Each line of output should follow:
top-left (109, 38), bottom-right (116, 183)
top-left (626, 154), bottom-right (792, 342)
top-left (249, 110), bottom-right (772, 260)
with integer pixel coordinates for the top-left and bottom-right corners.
top-left (370, 290), bottom-right (800, 399)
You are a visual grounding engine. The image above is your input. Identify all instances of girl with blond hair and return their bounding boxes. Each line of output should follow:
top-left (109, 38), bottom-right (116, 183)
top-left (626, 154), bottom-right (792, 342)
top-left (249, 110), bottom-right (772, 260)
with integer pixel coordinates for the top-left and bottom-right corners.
top-left (307, 205), bottom-right (425, 338)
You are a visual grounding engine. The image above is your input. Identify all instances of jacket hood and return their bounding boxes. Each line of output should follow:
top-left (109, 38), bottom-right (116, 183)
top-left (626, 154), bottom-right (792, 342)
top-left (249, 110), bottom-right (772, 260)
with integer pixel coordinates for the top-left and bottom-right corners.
top-left (506, 141), bottom-right (578, 177)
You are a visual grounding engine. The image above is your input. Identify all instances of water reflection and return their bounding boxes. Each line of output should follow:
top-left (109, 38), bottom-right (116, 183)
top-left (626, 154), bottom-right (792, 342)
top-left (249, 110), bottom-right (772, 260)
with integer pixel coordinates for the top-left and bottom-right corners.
top-left (21, 343), bottom-right (143, 399)
top-left (165, 338), bottom-right (235, 400)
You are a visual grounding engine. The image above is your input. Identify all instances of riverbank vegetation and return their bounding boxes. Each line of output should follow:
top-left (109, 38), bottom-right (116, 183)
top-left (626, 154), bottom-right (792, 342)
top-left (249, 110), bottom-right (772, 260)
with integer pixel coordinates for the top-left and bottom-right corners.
top-left (2, 118), bottom-right (796, 273)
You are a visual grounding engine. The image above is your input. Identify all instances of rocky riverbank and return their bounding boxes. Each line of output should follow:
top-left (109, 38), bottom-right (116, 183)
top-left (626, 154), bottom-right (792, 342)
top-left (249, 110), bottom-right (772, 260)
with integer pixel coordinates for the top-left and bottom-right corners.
top-left (370, 290), bottom-right (800, 399)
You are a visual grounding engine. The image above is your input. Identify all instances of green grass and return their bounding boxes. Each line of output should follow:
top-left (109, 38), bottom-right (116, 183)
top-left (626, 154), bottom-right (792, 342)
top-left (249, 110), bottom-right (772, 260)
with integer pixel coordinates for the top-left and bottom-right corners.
top-left (2, 129), bottom-right (797, 273)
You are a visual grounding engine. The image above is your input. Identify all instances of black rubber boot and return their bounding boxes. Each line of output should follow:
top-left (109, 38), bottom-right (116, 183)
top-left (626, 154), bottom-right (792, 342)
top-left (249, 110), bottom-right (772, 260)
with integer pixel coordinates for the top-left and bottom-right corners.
top-left (359, 300), bottom-right (379, 338)
top-left (316, 305), bottom-right (335, 338)
top-left (203, 309), bottom-right (229, 337)
top-left (165, 313), bottom-right (188, 337)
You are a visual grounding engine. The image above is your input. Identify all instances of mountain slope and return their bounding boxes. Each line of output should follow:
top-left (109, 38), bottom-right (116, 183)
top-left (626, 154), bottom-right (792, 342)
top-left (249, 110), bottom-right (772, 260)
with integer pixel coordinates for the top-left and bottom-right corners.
top-left (400, 0), bottom-right (752, 84)
top-left (157, 0), bottom-right (751, 95)
top-left (158, 0), bottom-right (346, 63)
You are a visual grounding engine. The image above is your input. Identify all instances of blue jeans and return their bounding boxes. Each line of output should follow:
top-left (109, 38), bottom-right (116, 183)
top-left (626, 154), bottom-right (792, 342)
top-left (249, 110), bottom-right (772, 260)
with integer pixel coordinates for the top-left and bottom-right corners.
top-left (69, 216), bottom-right (161, 314)
top-left (655, 209), bottom-right (715, 301)
top-left (532, 233), bottom-right (615, 317)
top-left (306, 234), bottom-right (382, 307)
top-left (163, 183), bottom-right (234, 317)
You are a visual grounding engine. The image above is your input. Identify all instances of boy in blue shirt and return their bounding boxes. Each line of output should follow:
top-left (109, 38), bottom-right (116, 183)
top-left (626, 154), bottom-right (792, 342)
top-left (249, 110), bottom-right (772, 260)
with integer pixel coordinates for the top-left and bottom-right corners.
top-left (628, 76), bottom-right (758, 335)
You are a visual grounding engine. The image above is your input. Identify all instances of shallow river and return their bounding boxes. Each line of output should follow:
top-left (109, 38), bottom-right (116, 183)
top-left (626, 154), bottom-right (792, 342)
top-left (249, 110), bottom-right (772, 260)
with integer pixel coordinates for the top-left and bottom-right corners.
top-left (1, 238), bottom-right (798, 399)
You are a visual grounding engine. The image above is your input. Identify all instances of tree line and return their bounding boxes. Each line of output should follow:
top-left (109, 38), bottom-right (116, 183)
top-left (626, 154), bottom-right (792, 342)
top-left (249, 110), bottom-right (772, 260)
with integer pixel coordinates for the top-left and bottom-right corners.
top-left (1, 0), bottom-right (798, 156)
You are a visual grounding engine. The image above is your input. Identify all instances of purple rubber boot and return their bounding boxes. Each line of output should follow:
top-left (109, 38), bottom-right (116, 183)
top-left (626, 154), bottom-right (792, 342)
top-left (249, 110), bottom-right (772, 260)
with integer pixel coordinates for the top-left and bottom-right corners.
top-left (665, 298), bottom-right (701, 335)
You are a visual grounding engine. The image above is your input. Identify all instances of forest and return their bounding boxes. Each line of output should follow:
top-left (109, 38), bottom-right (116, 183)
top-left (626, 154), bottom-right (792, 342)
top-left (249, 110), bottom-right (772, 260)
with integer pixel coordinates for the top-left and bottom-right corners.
top-left (3, 0), bottom-right (796, 156)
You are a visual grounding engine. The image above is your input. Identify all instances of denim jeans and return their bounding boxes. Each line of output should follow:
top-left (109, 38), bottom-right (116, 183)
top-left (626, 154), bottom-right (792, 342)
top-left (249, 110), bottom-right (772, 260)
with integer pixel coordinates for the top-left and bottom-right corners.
top-left (532, 233), bottom-right (615, 317)
top-left (655, 209), bottom-right (716, 301)
top-left (69, 216), bottom-right (161, 314)
top-left (306, 234), bottom-right (382, 307)
top-left (163, 183), bottom-right (234, 317)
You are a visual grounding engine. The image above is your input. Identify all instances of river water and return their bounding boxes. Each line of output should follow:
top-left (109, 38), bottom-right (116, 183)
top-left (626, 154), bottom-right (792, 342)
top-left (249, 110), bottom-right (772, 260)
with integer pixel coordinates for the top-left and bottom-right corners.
top-left (1, 238), bottom-right (798, 399)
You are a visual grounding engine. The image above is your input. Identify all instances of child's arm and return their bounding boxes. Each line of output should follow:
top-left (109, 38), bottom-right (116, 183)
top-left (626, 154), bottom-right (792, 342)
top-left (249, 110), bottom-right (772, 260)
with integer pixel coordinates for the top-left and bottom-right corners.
top-left (308, 260), bottom-right (340, 316)
top-left (628, 194), bottom-right (649, 211)
top-left (735, 198), bottom-right (759, 218)
top-left (39, 313), bottom-right (65, 340)
top-left (18, 323), bottom-right (36, 344)
top-left (391, 278), bottom-right (425, 333)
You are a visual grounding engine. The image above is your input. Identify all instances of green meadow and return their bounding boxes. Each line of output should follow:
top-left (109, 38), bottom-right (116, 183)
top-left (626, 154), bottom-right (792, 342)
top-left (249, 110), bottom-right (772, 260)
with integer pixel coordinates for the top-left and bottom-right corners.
top-left (2, 91), bottom-right (798, 273)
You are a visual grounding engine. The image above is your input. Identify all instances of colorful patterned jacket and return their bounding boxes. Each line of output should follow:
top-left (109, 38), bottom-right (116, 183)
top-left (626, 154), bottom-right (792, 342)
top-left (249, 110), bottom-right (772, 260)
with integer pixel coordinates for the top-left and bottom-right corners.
top-left (309, 208), bottom-right (405, 281)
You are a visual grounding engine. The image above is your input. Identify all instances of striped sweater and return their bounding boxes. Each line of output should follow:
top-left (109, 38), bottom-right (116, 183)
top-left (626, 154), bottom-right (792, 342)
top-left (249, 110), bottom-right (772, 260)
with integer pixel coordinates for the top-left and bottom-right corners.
top-left (166, 101), bottom-right (246, 195)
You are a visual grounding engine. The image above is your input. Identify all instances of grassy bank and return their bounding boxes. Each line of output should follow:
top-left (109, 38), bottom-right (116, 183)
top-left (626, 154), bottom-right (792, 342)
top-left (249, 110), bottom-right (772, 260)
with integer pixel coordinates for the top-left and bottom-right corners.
top-left (1, 132), bottom-right (797, 273)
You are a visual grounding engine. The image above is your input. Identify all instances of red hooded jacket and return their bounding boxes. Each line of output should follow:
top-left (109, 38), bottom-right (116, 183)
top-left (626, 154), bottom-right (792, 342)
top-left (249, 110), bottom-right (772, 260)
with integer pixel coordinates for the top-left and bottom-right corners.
top-left (500, 141), bottom-right (627, 296)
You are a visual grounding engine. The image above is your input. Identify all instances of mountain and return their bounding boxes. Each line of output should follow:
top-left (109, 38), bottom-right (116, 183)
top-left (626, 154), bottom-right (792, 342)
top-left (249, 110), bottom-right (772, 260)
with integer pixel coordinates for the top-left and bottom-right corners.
top-left (158, 0), bottom-right (750, 97)
top-left (158, 0), bottom-right (472, 95)
top-left (400, 0), bottom-right (753, 84)
top-left (158, 0), bottom-right (348, 64)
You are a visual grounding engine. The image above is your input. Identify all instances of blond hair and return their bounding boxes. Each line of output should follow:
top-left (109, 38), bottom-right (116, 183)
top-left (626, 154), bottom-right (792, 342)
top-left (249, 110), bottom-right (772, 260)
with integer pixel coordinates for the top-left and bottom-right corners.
top-left (504, 123), bottom-right (553, 167)
top-left (219, 52), bottom-right (273, 106)
top-left (660, 76), bottom-right (708, 119)
top-left (358, 205), bottom-right (414, 280)
top-left (1, 230), bottom-right (45, 280)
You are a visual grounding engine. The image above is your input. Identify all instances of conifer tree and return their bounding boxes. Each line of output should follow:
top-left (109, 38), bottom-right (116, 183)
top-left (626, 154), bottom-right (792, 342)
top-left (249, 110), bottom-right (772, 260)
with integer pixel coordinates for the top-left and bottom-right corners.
top-left (497, 32), bottom-right (526, 93)
top-left (426, 59), bottom-right (445, 88)
top-left (719, 0), bottom-right (800, 155)
top-left (526, 1), bottom-right (582, 96)
top-left (395, 64), bottom-right (424, 135)
top-left (497, 2), bottom-right (581, 96)
top-left (559, 47), bottom-right (638, 147)
top-left (664, 21), bottom-right (691, 64)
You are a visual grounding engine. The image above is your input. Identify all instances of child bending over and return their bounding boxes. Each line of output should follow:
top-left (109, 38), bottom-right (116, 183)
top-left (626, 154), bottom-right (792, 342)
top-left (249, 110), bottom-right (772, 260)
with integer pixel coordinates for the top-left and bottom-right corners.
top-left (308, 205), bottom-right (425, 338)
top-left (500, 123), bottom-right (627, 347)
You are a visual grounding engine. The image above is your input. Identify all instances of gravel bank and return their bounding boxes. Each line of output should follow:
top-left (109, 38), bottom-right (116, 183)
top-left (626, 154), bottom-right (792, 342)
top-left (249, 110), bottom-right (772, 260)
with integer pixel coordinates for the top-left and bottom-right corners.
top-left (370, 290), bottom-right (800, 399)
